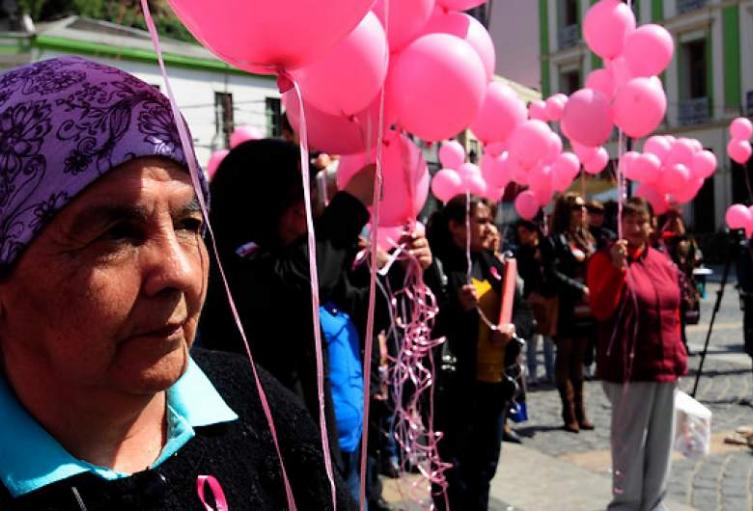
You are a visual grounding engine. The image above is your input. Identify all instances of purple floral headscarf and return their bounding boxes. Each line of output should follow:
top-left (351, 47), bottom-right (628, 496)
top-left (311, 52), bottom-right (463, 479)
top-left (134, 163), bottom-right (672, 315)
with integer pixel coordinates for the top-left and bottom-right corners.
top-left (0, 56), bottom-right (207, 274)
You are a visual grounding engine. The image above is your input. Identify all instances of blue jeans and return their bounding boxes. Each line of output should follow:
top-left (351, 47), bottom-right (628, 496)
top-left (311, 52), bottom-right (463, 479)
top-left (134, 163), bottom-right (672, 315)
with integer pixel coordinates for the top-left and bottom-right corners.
top-left (527, 334), bottom-right (555, 382)
top-left (341, 449), bottom-right (369, 510)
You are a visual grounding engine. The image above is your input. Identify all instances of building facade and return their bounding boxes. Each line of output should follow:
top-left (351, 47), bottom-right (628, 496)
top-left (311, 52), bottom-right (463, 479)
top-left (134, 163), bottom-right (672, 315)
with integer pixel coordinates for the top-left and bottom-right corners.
top-left (539, 0), bottom-right (753, 233)
top-left (0, 16), bottom-right (281, 168)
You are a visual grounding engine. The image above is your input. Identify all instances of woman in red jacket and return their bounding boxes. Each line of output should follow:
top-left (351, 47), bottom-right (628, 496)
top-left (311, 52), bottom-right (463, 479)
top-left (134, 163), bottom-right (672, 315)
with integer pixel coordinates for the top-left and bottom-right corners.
top-left (587, 198), bottom-right (688, 511)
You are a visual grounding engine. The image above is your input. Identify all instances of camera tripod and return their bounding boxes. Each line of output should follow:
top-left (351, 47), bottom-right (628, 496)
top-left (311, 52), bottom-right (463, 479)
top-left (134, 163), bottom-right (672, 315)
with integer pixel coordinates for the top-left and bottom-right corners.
top-left (691, 230), bottom-right (743, 397)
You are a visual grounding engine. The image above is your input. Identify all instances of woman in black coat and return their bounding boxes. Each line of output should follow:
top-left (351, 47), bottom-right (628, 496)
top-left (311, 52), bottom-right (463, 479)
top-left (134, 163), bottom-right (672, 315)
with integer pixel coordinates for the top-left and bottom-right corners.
top-left (427, 195), bottom-right (534, 511)
top-left (541, 192), bottom-right (597, 433)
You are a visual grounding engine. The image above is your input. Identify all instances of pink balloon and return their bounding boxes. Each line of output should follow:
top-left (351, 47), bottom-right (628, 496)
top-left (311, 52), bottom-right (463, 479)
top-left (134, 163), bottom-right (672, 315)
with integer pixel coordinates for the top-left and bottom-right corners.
top-left (458, 162), bottom-right (481, 179)
top-left (508, 120), bottom-right (554, 170)
top-left (728, 139), bottom-right (753, 165)
top-left (585, 68), bottom-right (616, 99)
top-left (643, 135), bottom-right (672, 162)
top-left (726, 204), bottom-right (753, 231)
top-left (485, 142), bottom-right (506, 157)
top-left (470, 81), bottom-right (528, 144)
top-left (439, 140), bottom-right (466, 169)
top-left (338, 132), bottom-right (430, 226)
top-left (372, 0), bottom-right (436, 51)
top-left (623, 24), bottom-right (674, 77)
top-left (436, 0), bottom-right (486, 11)
top-left (583, 0), bottom-right (636, 59)
top-left (431, 168), bottom-right (464, 202)
top-left (515, 190), bottom-right (540, 220)
top-left (167, 0), bottom-right (373, 74)
top-left (532, 183), bottom-right (554, 207)
top-left (571, 141), bottom-right (598, 164)
top-left (283, 92), bottom-right (389, 154)
top-left (619, 151), bottom-right (641, 180)
top-left (730, 117), bottom-right (753, 141)
top-left (528, 100), bottom-right (550, 121)
top-left (552, 152), bottom-right (581, 180)
top-left (376, 221), bottom-right (426, 251)
top-left (635, 184), bottom-right (669, 215)
top-left (293, 12), bottom-right (388, 116)
top-left (207, 149), bottom-right (229, 180)
top-left (666, 138), bottom-right (697, 166)
top-left (672, 177), bottom-right (704, 205)
top-left (630, 153), bottom-right (661, 184)
top-left (483, 186), bottom-right (506, 202)
top-left (658, 163), bottom-right (691, 195)
top-left (561, 88), bottom-right (613, 147)
top-left (583, 147), bottom-right (609, 175)
top-left (545, 94), bottom-right (568, 121)
top-left (388, 33), bottom-right (486, 142)
top-left (529, 164), bottom-right (553, 190)
top-left (229, 125), bottom-right (264, 148)
top-left (544, 132), bottom-right (563, 164)
top-left (481, 151), bottom-right (511, 188)
top-left (509, 157), bottom-right (530, 185)
top-left (612, 77), bottom-right (667, 138)
top-left (423, 11), bottom-right (496, 81)
top-left (464, 172), bottom-right (488, 196)
top-left (691, 150), bottom-right (717, 179)
top-left (551, 167), bottom-right (575, 193)
top-left (606, 56), bottom-right (634, 92)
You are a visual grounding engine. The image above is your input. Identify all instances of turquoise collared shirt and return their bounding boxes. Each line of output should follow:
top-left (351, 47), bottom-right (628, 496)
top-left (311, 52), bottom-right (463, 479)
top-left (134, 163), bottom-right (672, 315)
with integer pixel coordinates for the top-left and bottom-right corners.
top-left (0, 357), bottom-right (238, 497)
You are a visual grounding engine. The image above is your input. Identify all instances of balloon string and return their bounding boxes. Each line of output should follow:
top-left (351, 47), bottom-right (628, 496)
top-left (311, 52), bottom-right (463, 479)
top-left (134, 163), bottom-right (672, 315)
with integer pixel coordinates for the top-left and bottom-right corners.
top-left (359, 1), bottom-right (389, 507)
top-left (286, 76), bottom-right (338, 509)
top-left (140, 3), bottom-right (297, 509)
top-left (617, 131), bottom-right (625, 240)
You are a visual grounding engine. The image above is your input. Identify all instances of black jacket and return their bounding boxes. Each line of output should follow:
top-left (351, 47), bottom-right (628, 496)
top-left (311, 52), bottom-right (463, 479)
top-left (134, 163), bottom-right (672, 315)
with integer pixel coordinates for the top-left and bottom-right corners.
top-left (540, 233), bottom-right (594, 337)
top-left (432, 248), bottom-right (534, 395)
top-left (0, 349), bottom-right (355, 510)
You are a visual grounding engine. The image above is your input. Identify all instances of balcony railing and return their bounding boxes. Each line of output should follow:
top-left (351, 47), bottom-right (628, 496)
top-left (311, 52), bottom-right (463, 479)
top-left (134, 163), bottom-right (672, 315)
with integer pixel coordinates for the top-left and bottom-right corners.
top-left (558, 24), bottom-right (580, 50)
top-left (678, 97), bottom-right (710, 126)
top-left (677, 0), bottom-right (709, 15)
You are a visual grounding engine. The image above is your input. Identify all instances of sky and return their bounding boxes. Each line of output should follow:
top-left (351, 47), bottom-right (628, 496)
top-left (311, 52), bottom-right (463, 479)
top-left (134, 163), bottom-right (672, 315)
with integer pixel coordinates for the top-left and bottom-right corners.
top-left (488, 0), bottom-right (541, 90)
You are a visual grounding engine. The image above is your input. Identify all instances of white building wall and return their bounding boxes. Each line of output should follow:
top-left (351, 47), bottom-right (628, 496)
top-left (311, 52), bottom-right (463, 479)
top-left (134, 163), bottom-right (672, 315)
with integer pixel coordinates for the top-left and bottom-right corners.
top-left (33, 48), bottom-right (279, 167)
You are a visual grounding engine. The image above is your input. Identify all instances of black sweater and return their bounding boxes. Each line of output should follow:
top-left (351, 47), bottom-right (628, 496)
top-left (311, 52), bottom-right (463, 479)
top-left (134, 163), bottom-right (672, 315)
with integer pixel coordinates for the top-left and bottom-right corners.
top-left (0, 349), bottom-right (356, 510)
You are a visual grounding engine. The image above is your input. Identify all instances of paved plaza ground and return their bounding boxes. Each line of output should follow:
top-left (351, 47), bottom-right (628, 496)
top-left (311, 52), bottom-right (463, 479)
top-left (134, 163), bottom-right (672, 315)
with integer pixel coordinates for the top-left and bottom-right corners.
top-left (385, 269), bottom-right (753, 510)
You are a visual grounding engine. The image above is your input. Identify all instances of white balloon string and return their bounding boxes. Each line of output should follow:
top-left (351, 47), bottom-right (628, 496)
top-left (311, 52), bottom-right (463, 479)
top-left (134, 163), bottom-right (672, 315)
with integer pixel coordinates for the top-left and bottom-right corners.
top-left (288, 77), bottom-right (338, 509)
top-left (358, 0), bottom-right (388, 502)
top-left (141, 2), bottom-right (297, 509)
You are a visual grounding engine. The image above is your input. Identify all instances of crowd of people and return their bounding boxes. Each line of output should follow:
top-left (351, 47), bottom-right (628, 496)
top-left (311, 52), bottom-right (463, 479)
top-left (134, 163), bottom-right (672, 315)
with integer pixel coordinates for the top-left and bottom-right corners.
top-left (0, 57), bottom-right (709, 511)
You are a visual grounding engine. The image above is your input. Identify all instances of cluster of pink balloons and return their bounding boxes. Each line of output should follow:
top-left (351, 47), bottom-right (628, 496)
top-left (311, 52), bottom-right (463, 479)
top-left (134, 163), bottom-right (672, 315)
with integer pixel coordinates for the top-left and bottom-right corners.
top-left (337, 129), bottom-right (430, 227)
top-left (430, 140), bottom-right (503, 203)
top-left (620, 135), bottom-right (716, 213)
top-left (726, 204), bottom-right (753, 237)
top-left (728, 117), bottom-right (753, 165)
top-left (562, 0), bottom-right (672, 147)
top-left (277, 0), bottom-right (496, 154)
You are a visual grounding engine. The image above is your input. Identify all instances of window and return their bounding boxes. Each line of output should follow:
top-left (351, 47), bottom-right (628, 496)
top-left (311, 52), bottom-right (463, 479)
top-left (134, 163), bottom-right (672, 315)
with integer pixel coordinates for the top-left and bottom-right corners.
top-left (265, 97), bottom-right (282, 138)
top-left (214, 92), bottom-right (234, 148)
top-left (678, 38), bottom-right (709, 125)
top-left (682, 39), bottom-right (707, 100)
top-left (560, 68), bottom-right (581, 95)
top-left (560, 0), bottom-right (578, 27)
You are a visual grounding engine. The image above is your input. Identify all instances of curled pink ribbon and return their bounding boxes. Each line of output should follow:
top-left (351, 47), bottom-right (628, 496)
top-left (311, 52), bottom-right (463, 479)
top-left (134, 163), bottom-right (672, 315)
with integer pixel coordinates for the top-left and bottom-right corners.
top-left (197, 475), bottom-right (229, 511)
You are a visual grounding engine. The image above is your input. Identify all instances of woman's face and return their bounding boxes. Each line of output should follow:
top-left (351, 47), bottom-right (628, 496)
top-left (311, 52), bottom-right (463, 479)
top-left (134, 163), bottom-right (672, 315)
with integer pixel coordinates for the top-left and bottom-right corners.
top-left (569, 198), bottom-right (588, 231)
top-left (450, 202), bottom-right (495, 252)
top-left (0, 158), bottom-right (208, 399)
top-left (622, 211), bottom-right (653, 249)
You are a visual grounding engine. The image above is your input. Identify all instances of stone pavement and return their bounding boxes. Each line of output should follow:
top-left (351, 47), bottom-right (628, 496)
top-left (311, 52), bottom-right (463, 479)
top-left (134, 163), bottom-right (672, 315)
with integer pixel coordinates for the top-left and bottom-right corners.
top-left (384, 277), bottom-right (753, 510)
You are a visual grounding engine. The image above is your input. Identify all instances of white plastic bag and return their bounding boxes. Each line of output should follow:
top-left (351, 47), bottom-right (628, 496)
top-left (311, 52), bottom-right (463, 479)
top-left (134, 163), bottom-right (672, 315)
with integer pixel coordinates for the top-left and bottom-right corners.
top-left (674, 390), bottom-right (712, 460)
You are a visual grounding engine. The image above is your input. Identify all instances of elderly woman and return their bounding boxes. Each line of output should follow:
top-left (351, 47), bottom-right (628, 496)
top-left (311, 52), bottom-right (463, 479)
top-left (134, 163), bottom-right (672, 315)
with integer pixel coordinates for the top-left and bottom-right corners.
top-left (587, 198), bottom-right (688, 511)
top-left (0, 57), bottom-right (352, 510)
